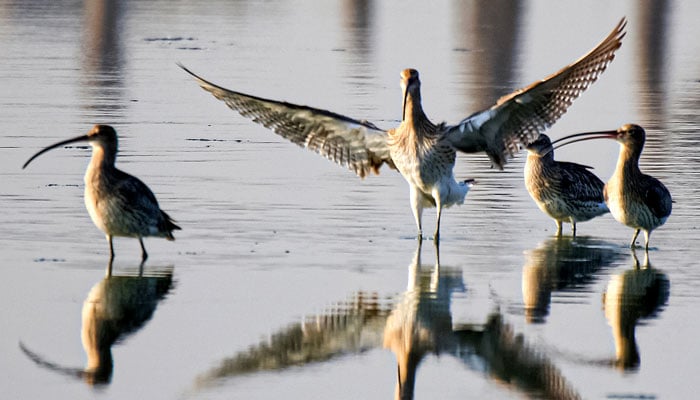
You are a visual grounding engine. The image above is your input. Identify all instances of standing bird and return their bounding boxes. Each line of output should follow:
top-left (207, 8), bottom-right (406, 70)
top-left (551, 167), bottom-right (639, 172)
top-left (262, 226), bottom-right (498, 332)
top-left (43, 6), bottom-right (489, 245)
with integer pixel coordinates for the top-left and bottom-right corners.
top-left (181, 19), bottom-right (626, 241)
top-left (524, 134), bottom-right (608, 236)
top-left (23, 125), bottom-right (181, 261)
top-left (552, 124), bottom-right (672, 249)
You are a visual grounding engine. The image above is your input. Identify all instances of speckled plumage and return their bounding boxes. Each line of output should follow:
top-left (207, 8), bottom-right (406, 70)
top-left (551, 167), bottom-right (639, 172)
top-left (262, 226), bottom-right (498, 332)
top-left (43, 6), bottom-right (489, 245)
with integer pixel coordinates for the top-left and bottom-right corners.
top-left (525, 134), bottom-right (608, 236)
top-left (23, 125), bottom-right (180, 261)
top-left (553, 124), bottom-right (672, 249)
top-left (387, 69), bottom-right (474, 240)
top-left (181, 19), bottom-right (625, 239)
top-left (603, 125), bottom-right (672, 249)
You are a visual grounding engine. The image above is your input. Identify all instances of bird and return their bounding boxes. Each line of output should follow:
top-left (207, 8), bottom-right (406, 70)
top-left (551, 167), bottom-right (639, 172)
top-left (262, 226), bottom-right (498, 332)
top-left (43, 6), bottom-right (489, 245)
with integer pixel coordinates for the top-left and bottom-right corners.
top-left (22, 124), bottom-right (181, 261)
top-left (180, 18), bottom-right (626, 241)
top-left (524, 134), bottom-right (609, 236)
top-left (551, 124), bottom-right (672, 250)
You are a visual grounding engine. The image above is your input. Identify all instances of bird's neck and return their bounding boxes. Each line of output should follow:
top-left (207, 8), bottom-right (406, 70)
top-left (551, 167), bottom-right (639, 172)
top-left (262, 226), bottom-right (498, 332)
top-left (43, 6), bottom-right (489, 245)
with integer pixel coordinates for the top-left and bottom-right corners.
top-left (90, 145), bottom-right (116, 169)
top-left (401, 92), bottom-right (435, 142)
top-left (614, 145), bottom-right (642, 180)
top-left (85, 145), bottom-right (116, 186)
top-left (528, 151), bottom-right (554, 166)
top-left (402, 92), bottom-right (428, 126)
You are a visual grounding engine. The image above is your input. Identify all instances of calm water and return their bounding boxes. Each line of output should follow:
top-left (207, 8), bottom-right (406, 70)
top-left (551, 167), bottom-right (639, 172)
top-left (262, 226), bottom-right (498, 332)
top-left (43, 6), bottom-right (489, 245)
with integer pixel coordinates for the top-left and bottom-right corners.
top-left (1, 1), bottom-right (699, 399)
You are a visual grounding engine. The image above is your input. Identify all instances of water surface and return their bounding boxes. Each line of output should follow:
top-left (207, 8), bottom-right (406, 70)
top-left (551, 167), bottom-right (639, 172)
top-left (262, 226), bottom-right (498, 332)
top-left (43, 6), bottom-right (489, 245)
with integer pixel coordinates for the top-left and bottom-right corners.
top-left (1, 1), bottom-right (699, 399)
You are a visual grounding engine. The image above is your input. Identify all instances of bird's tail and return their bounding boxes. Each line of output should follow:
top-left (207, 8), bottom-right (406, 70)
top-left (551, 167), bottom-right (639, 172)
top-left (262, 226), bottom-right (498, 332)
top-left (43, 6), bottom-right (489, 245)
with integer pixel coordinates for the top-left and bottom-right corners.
top-left (160, 210), bottom-right (181, 241)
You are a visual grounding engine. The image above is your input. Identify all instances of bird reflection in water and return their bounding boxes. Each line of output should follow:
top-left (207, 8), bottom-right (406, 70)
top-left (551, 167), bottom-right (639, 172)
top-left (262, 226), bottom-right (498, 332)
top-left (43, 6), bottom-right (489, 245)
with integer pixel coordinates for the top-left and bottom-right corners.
top-left (382, 241), bottom-right (463, 399)
top-left (603, 249), bottom-right (668, 370)
top-left (386, 242), bottom-right (581, 400)
top-left (20, 263), bottom-right (174, 385)
top-left (522, 237), bottom-right (623, 323)
top-left (194, 243), bottom-right (581, 399)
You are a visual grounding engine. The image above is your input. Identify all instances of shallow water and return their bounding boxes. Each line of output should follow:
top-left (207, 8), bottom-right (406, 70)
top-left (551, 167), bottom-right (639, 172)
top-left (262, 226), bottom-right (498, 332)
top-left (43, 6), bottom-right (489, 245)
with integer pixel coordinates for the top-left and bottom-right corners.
top-left (1, 1), bottom-right (700, 399)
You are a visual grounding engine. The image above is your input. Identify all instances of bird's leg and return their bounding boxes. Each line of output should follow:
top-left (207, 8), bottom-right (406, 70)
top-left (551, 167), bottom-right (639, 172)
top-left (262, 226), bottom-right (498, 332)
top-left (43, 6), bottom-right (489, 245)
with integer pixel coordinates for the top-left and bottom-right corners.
top-left (410, 186), bottom-right (424, 240)
top-left (555, 221), bottom-right (563, 237)
top-left (107, 235), bottom-right (115, 261)
top-left (643, 230), bottom-right (651, 251)
top-left (429, 238), bottom-right (441, 292)
top-left (408, 240), bottom-right (421, 289)
top-left (106, 258), bottom-right (114, 277)
top-left (434, 206), bottom-right (442, 244)
top-left (432, 188), bottom-right (442, 243)
top-left (630, 229), bottom-right (641, 248)
top-left (139, 237), bottom-right (149, 262)
top-left (630, 247), bottom-right (641, 269)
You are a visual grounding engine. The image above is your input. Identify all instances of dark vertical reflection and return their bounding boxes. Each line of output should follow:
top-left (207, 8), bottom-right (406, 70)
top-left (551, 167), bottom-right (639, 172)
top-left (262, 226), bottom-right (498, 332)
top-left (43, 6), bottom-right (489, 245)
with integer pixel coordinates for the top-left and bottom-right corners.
top-left (635, 0), bottom-right (672, 174)
top-left (451, 0), bottom-right (523, 110)
top-left (341, 0), bottom-right (374, 59)
top-left (339, 0), bottom-right (377, 107)
top-left (80, 0), bottom-right (126, 120)
top-left (635, 0), bottom-right (670, 136)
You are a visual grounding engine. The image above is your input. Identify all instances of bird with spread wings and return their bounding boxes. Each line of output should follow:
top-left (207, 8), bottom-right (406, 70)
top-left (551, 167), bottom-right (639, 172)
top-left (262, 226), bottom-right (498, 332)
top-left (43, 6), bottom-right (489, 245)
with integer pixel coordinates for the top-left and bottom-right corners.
top-left (181, 18), bottom-right (626, 241)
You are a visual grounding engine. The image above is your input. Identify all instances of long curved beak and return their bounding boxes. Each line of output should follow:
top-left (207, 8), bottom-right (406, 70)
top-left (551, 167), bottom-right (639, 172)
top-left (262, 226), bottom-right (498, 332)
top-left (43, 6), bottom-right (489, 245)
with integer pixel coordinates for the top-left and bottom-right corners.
top-left (22, 134), bottom-right (90, 169)
top-left (551, 130), bottom-right (618, 151)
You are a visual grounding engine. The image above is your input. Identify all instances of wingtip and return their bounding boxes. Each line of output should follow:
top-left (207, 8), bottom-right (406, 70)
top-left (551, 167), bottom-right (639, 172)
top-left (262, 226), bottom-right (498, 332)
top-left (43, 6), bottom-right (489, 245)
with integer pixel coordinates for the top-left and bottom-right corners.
top-left (177, 62), bottom-right (195, 77)
top-left (619, 16), bottom-right (628, 29)
top-left (613, 17), bottom-right (628, 42)
top-left (177, 62), bottom-right (209, 85)
top-left (176, 63), bottom-right (225, 94)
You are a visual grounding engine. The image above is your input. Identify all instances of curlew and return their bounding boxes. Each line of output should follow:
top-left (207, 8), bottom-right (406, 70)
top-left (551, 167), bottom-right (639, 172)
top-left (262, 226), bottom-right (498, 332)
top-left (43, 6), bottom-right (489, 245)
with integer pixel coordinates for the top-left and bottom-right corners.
top-left (23, 125), bottom-right (181, 261)
top-left (181, 19), bottom-right (626, 241)
top-left (552, 124), bottom-right (672, 249)
top-left (524, 134), bottom-right (608, 236)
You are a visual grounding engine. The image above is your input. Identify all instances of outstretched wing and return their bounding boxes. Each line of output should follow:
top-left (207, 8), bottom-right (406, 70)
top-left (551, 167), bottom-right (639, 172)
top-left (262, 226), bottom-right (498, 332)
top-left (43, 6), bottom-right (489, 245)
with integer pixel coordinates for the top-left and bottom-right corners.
top-left (446, 18), bottom-right (627, 169)
top-left (180, 65), bottom-right (395, 178)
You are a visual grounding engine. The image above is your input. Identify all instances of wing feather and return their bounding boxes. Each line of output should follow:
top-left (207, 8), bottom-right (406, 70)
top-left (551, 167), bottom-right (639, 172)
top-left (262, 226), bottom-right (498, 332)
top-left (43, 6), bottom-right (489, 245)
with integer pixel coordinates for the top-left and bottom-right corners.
top-left (446, 18), bottom-right (627, 169)
top-left (645, 178), bottom-right (672, 220)
top-left (180, 64), bottom-right (394, 178)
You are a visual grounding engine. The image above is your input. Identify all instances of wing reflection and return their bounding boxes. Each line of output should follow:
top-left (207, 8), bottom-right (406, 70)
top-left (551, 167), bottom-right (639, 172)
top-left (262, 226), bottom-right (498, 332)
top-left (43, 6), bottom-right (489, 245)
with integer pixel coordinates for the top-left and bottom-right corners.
top-left (195, 243), bottom-right (581, 399)
top-left (522, 237), bottom-right (623, 323)
top-left (194, 292), bottom-right (393, 386)
top-left (20, 263), bottom-right (174, 385)
top-left (603, 249), bottom-right (669, 370)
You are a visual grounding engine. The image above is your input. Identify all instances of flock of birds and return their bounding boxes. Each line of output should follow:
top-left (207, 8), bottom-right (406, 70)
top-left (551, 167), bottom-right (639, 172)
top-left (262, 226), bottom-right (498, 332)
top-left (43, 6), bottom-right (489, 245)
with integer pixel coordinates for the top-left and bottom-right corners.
top-left (22, 17), bottom-right (672, 262)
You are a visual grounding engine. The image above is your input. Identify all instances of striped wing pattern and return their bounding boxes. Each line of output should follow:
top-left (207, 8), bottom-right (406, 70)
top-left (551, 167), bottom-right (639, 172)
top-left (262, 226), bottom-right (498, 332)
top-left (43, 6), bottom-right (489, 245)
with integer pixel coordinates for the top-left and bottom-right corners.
top-left (447, 18), bottom-right (627, 169)
top-left (180, 65), bottom-right (394, 178)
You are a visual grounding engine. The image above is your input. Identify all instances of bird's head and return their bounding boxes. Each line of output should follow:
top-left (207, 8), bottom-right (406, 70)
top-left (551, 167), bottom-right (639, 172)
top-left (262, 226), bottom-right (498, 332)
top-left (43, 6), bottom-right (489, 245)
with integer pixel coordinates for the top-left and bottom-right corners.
top-left (22, 125), bottom-right (119, 169)
top-left (550, 124), bottom-right (646, 153)
top-left (400, 69), bottom-right (421, 121)
top-left (615, 124), bottom-right (646, 148)
top-left (525, 134), bottom-right (554, 157)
